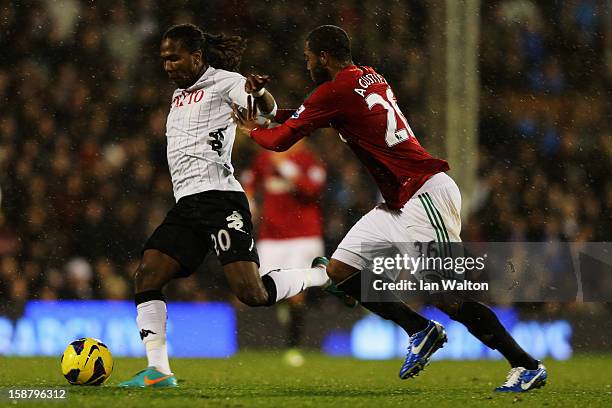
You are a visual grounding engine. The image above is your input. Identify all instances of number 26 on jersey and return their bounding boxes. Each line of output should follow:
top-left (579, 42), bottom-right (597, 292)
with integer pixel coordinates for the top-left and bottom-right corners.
top-left (366, 88), bottom-right (415, 147)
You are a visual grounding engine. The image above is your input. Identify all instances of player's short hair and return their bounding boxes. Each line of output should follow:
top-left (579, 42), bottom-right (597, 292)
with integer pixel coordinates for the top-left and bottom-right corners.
top-left (306, 25), bottom-right (352, 62)
top-left (162, 23), bottom-right (246, 71)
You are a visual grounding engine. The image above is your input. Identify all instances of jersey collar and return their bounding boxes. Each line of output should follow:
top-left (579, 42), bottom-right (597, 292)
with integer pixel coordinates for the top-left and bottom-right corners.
top-left (185, 66), bottom-right (215, 92)
top-left (334, 64), bottom-right (359, 80)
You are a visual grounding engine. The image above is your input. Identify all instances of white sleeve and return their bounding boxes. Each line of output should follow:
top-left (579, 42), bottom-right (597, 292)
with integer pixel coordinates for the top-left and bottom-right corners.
top-left (227, 75), bottom-right (249, 108)
top-left (226, 75), bottom-right (277, 119)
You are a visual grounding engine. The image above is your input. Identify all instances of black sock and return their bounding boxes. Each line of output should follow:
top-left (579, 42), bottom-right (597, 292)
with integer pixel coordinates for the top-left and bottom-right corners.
top-left (287, 305), bottom-right (305, 348)
top-left (134, 289), bottom-right (165, 305)
top-left (337, 272), bottom-right (429, 336)
top-left (362, 301), bottom-right (430, 336)
top-left (261, 274), bottom-right (277, 306)
top-left (451, 301), bottom-right (539, 369)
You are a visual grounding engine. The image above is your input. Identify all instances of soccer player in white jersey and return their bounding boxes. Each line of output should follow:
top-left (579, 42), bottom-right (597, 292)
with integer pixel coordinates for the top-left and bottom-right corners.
top-left (119, 24), bottom-right (331, 388)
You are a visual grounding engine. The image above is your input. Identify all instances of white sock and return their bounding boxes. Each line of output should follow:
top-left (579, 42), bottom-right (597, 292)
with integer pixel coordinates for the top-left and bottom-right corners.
top-left (265, 266), bottom-right (330, 302)
top-left (136, 300), bottom-right (172, 375)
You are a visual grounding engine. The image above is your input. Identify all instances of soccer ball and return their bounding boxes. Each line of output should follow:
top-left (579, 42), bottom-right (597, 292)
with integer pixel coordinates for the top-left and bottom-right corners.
top-left (61, 338), bottom-right (113, 385)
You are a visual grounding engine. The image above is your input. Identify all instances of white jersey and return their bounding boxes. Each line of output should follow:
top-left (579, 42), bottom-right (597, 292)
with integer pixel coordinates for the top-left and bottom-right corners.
top-left (165, 66), bottom-right (266, 202)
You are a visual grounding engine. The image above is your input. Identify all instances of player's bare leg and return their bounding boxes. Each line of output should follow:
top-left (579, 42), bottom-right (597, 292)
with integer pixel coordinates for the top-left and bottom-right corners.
top-left (120, 249), bottom-right (179, 388)
top-left (223, 261), bottom-right (271, 306)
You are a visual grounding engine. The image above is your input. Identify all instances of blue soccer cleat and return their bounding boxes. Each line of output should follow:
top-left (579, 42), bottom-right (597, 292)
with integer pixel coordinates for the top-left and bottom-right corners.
top-left (312, 257), bottom-right (359, 308)
top-left (399, 320), bottom-right (447, 379)
top-left (119, 367), bottom-right (178, 388)
top-left (494, 363), bottom-right (547, 392)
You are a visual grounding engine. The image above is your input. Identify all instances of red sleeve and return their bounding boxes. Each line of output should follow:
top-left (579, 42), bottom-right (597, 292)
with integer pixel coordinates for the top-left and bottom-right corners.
top-left (274, 109), bottom-right (296, 123)
top-left (250, 125), bottom-right (304, 152)
top-left (250, 84), bottom-right (340, 152)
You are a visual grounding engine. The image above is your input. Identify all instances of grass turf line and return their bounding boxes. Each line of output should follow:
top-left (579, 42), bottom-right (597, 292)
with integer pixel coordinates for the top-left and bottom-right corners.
top-left (0, 353), bottom-right (611, 407)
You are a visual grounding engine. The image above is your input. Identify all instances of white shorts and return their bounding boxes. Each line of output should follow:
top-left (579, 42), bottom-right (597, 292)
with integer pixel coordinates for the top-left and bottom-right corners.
top-left (258, 236), bottom-right (325, 274)
top-left (332, 172), bottom-right (462, 273)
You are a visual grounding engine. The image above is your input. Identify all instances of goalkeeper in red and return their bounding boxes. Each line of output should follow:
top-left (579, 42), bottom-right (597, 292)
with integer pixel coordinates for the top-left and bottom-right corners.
top-left (233, 25), bottom-right (547, 392)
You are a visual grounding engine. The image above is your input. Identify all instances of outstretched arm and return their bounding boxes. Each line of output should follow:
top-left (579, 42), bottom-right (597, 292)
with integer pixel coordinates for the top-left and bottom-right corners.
top-left (232, 96), bottom-right (303, 151)
top-left (233, 83), bottom-right (339, 152)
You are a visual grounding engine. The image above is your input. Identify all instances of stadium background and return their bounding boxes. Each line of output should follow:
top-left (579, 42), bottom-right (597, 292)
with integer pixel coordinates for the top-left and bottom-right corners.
top-left (0, 0), bottom-right (610, 358)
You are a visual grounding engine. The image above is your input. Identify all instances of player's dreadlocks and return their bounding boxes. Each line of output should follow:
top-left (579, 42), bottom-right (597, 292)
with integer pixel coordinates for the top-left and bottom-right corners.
top-left (162, 23), bottom-right (246, 71)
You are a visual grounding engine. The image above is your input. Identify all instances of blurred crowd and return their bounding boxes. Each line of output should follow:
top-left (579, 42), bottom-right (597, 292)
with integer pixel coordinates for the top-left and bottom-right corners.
top-left (0, 0), bottom-right (609, 318)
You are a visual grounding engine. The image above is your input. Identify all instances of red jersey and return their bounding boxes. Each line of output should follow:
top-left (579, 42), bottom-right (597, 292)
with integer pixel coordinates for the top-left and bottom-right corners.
top-left (250, 65), bottom-right (449, 209)
top-left (242, 146), bottom-right (325, 240)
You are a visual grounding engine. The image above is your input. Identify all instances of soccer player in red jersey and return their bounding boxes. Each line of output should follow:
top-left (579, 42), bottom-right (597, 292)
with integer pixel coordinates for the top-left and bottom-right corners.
top-left (243, 141), bottom-right (326, 365)
top-left (233, 25), bottom-right (547, 392)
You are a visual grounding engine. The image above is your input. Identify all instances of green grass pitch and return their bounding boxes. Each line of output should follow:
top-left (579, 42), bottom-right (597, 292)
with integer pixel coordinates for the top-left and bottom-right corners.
top-left (1, 353), bottom-right (611, 407)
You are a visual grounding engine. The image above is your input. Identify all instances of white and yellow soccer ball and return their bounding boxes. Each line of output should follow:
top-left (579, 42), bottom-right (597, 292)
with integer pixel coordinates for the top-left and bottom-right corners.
top-left (61, 338), bottom-right (113, 385)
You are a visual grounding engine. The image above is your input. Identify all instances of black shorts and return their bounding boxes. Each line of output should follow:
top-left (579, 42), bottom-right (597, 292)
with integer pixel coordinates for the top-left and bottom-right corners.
top-left (143, 190), bottom-right (259, 277)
